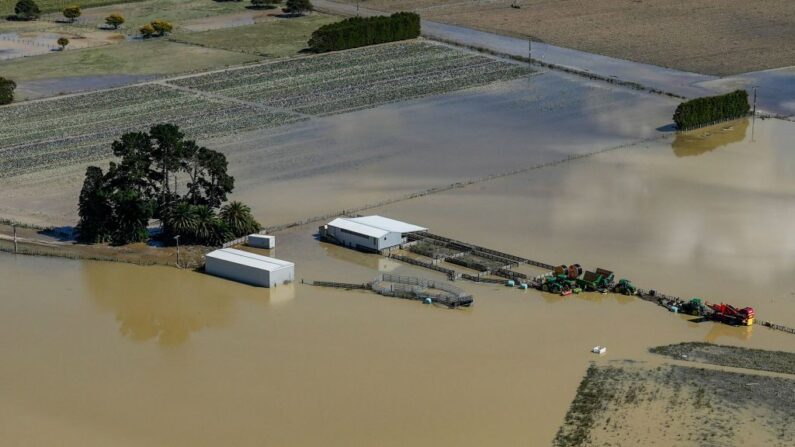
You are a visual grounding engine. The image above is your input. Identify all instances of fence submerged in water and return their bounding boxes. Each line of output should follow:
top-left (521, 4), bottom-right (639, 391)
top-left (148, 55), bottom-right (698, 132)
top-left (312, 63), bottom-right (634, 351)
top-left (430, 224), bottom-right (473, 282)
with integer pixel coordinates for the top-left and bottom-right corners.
top-left (303, 273), bottom-right (473, 308)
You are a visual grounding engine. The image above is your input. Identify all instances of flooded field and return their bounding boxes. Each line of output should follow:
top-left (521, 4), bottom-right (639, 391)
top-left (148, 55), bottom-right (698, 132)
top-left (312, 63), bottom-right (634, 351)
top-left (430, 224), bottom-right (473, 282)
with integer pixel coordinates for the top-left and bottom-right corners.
top-left (0, 67), bottom-right (676, 226)
top-left (2, 21), bottom-right (794, 443)
top-left (3, 118), bottom-right (795, 445)
top-left (366, 118), bottom-right (795, 327)
top-left (1, 225), bottom-right (793, 446)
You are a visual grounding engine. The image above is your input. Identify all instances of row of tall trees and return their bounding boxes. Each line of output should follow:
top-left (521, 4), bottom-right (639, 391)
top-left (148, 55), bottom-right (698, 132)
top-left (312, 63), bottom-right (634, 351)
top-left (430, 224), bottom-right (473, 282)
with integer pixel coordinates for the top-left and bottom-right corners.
top-left (77, 124), bottom-right (261, 246)
top-left (673, 90), bottom-right (750, 129)
top-left (308, 12), bottom-right (421, 52)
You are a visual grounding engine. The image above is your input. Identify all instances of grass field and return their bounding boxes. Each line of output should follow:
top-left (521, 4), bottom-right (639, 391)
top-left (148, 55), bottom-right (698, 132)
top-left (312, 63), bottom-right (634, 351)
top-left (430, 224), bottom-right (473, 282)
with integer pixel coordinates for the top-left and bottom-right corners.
top-left (345, 0), bottom-right (795, 75)
top-left (171, 14), bottom-right (339, 57)
top-left (0, 39), bottom-right (259, 82)
top-left (0, 0), bottom-right (143, 15)
top-left (1, 1), bottom-right (337, 98)
top-left (70, 0), bottom-right (248, 31)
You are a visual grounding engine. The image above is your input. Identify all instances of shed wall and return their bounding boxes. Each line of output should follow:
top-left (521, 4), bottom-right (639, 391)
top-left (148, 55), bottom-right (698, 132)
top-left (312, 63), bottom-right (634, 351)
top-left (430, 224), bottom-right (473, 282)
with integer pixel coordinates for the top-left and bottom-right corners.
top-left (206, 257), bottom-right (293, 288)
top-left (327, 226), bottom-right (380, 251)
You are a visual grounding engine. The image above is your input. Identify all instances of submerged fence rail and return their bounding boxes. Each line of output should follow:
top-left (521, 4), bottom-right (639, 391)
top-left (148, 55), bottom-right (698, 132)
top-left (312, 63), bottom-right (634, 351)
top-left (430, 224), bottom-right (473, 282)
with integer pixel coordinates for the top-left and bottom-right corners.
top-left (304, 273), bottom-right (473, 308)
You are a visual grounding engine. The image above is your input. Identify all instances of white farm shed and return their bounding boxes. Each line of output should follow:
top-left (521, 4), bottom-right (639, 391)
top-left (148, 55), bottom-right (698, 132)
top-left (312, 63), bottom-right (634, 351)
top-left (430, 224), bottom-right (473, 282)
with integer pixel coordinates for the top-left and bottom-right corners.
top-left (247, 234), bottom-right (275, 249)
top-left (205, 248), bottom-right (294, 288)
top-left (319, 215), bottom-right (427, 252)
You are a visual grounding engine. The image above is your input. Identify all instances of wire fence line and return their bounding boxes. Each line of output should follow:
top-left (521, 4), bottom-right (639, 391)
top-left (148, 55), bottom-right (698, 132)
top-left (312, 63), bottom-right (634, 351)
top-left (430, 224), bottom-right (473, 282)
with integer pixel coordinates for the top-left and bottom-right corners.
top-left (221, 134), bottom-right (670, 248)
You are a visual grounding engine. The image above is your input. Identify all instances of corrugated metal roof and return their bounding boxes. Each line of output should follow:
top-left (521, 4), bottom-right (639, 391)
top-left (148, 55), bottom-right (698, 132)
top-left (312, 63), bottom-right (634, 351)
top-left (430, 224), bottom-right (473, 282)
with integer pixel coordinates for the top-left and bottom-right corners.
top-left (327, 217), bottom-right (389, 238)
top-left (340, 215), bottom-right (427, 234)
top-left (206, 248), bottom-right (293, 271)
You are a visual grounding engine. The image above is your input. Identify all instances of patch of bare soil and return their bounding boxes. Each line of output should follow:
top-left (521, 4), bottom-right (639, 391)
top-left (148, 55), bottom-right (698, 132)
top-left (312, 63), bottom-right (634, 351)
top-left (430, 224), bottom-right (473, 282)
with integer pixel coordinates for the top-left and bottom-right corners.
top-left (348, 0), bottom-right (795, 75)
top-left (554, 361), bottom-right (795, 447)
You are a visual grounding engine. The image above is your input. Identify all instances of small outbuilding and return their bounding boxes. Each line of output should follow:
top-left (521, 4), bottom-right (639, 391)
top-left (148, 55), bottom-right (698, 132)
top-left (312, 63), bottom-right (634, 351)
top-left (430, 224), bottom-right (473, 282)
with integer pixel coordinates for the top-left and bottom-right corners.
top-left (247, 234), bottom-right (275, 249)
top-left (205, 248), bottom-right (294, 288)
top-left (319, 215), bottom-right (427, 252)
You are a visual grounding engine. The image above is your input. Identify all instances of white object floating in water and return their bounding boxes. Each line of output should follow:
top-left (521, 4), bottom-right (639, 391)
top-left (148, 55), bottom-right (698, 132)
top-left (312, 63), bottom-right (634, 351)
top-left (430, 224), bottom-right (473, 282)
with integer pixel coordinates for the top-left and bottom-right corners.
top-left (424, 297), bottom-right (433, 304)
top-left (592, 346), bottom-right (607, 355)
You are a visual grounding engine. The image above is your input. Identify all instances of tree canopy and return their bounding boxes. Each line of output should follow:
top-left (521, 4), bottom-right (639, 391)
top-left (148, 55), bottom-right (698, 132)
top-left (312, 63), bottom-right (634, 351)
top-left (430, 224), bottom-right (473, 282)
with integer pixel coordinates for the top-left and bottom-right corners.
top-left (77, 124), bottom-right (260, 246)
top-left (14, 0), bottom-right (40, 20)
top-left (673, 90), bottom-right (750, 130)
top-left (283, 0), bottom-right (312, 16)
top-left (151, 19), bottom-right (173, 36)
top-left (105, 13), bottom-right (124, 29)
top-left (62, 5), bottom-right (81, 22)
top-left (308, 12), bottom-right (420, 53)
top-left (0, 77), bottom-right (16, 105)
top-left (251, 0), bottom-right (281, 9)
top-left (140, 20), bottom-right (173, 38)
top-left (57, 37), bottom-right (69, 49)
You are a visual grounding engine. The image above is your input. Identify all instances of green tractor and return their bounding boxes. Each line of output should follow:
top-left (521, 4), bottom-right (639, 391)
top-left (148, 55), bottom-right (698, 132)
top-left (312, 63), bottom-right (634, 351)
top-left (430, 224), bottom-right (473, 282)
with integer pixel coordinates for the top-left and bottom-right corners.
top-left (541, 274), bottom-right (577, 294)
top-left (577, 268), bottom-right (615, 292)
top-left (613, 278), bottom-right (637, 295)
top-left (680, 298), bottom-right (706, 316)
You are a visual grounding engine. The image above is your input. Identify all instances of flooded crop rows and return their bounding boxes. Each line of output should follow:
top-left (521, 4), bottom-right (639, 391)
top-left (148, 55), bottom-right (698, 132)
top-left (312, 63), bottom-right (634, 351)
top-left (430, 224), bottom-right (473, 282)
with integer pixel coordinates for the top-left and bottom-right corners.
top-left (0, 41), bottom-right (531, 179)
top-left (0, 84), bottom-right (301, 178)
top-left (168, 41), bottom-right (533, 115)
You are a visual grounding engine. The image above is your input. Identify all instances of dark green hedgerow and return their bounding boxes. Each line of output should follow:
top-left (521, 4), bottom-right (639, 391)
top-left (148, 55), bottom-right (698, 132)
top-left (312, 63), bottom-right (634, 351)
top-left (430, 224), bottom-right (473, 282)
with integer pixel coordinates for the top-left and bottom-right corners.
top-left (308, 12), bottom-right (420, 52)
top-left (673, 89), bottom-right (750, 129)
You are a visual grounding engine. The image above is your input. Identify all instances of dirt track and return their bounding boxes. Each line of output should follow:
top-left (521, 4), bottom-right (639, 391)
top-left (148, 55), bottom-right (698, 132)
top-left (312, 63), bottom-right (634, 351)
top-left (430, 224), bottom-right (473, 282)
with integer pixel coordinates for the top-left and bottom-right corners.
top-left (345, 0), bottom-right (795, 75)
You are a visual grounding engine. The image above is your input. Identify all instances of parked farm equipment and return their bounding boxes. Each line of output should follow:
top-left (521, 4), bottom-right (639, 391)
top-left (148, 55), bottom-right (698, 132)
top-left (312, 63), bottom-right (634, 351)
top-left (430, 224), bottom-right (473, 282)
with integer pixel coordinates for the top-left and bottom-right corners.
top-left (656, 296), bottom-right (755, 326)
top-left (531, 264), bottom-right (634, 296)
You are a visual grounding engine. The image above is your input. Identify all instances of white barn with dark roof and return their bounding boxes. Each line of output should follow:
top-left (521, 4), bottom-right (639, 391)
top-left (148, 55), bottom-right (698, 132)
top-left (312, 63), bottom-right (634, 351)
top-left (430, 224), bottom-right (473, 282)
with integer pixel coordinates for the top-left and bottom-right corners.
top-left (320, 215), bottom-right (427, 252)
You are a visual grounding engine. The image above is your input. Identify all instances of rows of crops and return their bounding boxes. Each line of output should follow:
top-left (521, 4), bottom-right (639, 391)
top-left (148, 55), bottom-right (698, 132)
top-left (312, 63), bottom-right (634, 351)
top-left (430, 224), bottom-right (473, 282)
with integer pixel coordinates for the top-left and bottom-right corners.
top-left (169, 41), bottom-right (533, 116)
top-left (1, 42), bottom-right (531, 179)
top-left (0, 84), bottom-right (303, 178)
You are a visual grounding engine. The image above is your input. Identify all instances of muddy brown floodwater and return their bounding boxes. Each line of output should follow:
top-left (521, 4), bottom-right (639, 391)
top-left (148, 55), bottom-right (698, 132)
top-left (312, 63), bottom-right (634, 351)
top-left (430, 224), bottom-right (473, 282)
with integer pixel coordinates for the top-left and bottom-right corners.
top-left (2, 178), bottom-right (794, 447)
top-left (371, 117), bottom-right (795, 327)
top-left (1, 72), bottom-right (794, 445)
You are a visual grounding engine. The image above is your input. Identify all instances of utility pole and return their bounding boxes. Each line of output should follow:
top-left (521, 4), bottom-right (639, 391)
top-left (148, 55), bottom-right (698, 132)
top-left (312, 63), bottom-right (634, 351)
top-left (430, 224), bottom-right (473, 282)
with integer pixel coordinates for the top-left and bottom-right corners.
top-left (13, 224), bottom-right (18, 254)
top-left (752, 86), bottom-right (758, 116)
top-left (356, 0), bottom-right (360, 16)
top-left (751, 86), bottom-right (758, 142)
top-left (174, 235), bottom-right (181, 268)
top-left (528, 37), bottom-right (531, 61)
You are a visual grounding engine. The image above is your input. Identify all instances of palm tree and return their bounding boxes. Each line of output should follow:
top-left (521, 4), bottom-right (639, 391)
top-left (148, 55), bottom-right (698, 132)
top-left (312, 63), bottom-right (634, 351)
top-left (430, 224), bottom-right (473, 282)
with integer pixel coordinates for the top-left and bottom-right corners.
top-left (209, 219), bottom-right (234, 246)
top-left (219, 201), bottom-right (261, 237)
top-left (163, 201), bottom-right (197, 242)
top-left (191, 205), bottom-right (216, 244)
